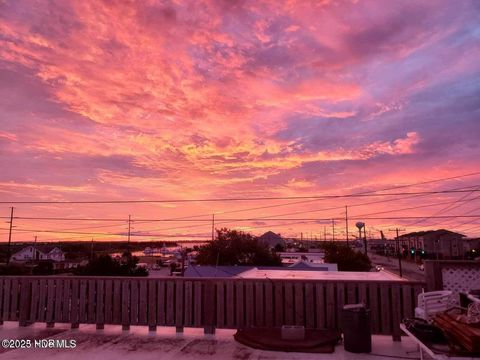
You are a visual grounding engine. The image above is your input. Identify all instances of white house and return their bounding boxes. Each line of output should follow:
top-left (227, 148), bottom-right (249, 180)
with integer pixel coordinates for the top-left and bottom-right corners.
top-left (10, 246), bottom-right (65, 262)
top-left (277, 251), bottom-right (325, 265)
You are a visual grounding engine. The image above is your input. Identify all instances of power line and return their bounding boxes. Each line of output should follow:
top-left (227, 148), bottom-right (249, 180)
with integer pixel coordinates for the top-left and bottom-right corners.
top-left (134, 184), bottom-right (479, 234)
top-left (3, 177), bottom-right (478, 238)
top-left (351, 195), bottom-right (480, 219)
top-left (2, 185), bottom-right (477, 224)
top-left (4, 173), bottom-right (480, 240)
top-left (1, 188), bottom-right (478, 204)
top-left (406, 188), bottom-right (480, 227)
top-left (4, 215), bottom-right (480, 236)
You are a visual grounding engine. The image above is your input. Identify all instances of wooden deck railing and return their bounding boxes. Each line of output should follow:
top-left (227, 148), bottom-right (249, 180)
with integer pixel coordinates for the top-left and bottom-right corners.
top-left (0, 277), bottom-right (424, 340)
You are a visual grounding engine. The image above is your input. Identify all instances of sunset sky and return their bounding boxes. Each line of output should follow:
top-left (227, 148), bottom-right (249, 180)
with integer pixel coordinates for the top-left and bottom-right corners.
top-left (1, 0), bottom-right (480, 242)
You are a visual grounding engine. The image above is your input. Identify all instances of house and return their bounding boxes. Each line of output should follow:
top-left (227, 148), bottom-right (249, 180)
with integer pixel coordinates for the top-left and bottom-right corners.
top-left (396, 229), bottom-right (466, 260)
top-left (257, 231), bottom-right (286, 250)
top-left (287, 260), bottom-right (338, 271)
top-left (277, 251), bottom-right (325, 265)
top-left (463, 238), bottom-right (480, 258)
top-left (10, 245), bottom-right (65, 263)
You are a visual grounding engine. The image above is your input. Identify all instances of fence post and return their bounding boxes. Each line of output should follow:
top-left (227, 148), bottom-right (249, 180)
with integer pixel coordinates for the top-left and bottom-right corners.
top-left (391, 284), bottom-right (401, 341)
top-left (204, 281), bottom-right (215, 334)
top-left (425, 261), bottom-right (442, 291)
top-left (19, 279), bottom-right (31, 327)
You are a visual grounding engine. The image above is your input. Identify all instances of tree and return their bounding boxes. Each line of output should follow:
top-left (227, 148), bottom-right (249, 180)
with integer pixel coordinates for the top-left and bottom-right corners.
top-left (323, 243), bottom-right (372, 271)
top-left (32, 261), bottom-right (54, 275)
top-left (75, 253), bottom-right (148, 276)
top-left (196, 228), bottom-right (282, 266)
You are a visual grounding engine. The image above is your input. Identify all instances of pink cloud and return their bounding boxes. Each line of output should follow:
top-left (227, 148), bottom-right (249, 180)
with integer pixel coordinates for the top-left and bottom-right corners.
top-left (0, 0), bottom-right (479, 239)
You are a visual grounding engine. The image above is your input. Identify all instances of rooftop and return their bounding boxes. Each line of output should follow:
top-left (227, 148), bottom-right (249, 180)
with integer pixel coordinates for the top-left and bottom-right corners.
top-left (185, 265), bottom-right (402, 280)
top-left (397, 229), bottom-right (466, 238)
top-left (236, 269), bottom-right (404, 281)
top-left (0, 321), bottom-right (419, 360)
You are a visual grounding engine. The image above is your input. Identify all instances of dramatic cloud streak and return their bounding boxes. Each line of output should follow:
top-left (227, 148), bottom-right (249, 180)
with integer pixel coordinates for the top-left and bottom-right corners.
top-left (1, 0), bottom-right (479, 240)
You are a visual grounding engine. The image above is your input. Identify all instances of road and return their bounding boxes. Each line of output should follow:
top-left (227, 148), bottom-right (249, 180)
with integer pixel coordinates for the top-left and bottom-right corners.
top-left (369, 253), bottom-right (425, 282)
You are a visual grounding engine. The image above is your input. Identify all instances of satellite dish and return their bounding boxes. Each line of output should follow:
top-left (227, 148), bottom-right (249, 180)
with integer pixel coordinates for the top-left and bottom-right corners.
top-left (355, 222), bottom-right (365, 229)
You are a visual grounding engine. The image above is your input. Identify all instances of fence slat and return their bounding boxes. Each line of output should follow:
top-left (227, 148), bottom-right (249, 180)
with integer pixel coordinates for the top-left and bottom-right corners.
top-left (294, 282), bottom-right (304, 326)
top-left (368, 283), bottom-right (380, 333)
top-left (284, 282), bottom-right (294, 325)
top-left (315, 283), bottom-right (325, 329)
top-left (166, 281), bottom-right (175, 326)
top-left (245, 282), bottom-right (254, 327)
top-left (358, 283), bottom-right (368, 304)
top-left (391, 284), bottom-right (401, 341)
top-left (274, 282), bottom-right (283, 327)
top-left (226, 281), bottom-right (235, 328)
top-left (326, 283), bottom-right (335, 328)
top-left (380, 284), bottom-right (391, 334)
top-left (19, 279), bottom-right (31, 326)
top-left (194, 281), bottom-right (202, 327)
top-left (157, 281), bottom-right (166, 326)
top-left (70, 279), bottom-right (79, 328)
top-left (96, 279), bottom-right (104, 328)
top-left (305, 283), bottom-right (314, 329)
top-left (62, 280), bottom-right (71, 323)
top-left (10, 279), bottom-right (19, 321)
top-left (264, 282), bottom-right (273, 328)
top-left (148, 281), bottom-right (156, 329)
top-left (45, 280), bottom-right (55, 324)
top-left (204, 281), bottom-right (215, 334)
top-left (216, 281), bottom-right (225, 327)
top-left (184, 281), bottom-right (192, 327)
top-left (53, 279), bottom-right (63, 323)
top-left (121, 281), bottom-right (130, 330)
top-left (347, 283), bottom-right (356, 304)
top-left (104, 280), bottom-right (113, 324)
top-left (175, 280), bottom-right (184, 331)
top-left (38, 279), bottom-right (46, 322)
top-left (113, 280), bottom-right (121, 324)
top-left (402, 284), bottom-right (413, 319)
top-left (336, 283), bottom-right (345, 329)
top-left (255, 282), bottom-right (264, 327)
top-left (130, 280), bottom-right (139, 325)
top-left (235, 281), bottom-right (244, 328)
top-left (29, 279), bottom-right (39, 323)
top-left (88, 280), bottom-right (96, 324)
top-left (2, 279), bottom-right (10, 322)
top-left (139, 280), bottom-right (147, 326)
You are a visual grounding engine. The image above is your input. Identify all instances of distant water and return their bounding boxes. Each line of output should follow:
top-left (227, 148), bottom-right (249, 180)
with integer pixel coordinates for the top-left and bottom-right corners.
top-left (110, 241), bottom-right (207, 258)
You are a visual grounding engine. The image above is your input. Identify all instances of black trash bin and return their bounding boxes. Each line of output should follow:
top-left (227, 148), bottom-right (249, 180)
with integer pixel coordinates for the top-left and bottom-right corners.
top-left (341, 304), bottom-right (372, 353)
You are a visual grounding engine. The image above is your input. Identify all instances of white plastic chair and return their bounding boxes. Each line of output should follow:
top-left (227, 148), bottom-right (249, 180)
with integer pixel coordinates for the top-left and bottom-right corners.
top-left (414, 290), bottom-right (452, 321)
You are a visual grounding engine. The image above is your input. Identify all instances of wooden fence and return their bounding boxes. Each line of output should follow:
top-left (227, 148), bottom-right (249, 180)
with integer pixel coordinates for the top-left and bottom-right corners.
top-left (0, 277), bottom-right (424, 340)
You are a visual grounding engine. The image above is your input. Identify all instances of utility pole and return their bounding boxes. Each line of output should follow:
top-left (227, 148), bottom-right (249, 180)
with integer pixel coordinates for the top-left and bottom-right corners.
top-left (211, 214), bottom-right (215, 241)
top-left (332, 219), bottom-right (335, 242)
top-left (6, 207), bottom-right (14, 266)
top-left (90, 238), bottom-right (94, 261)
top-left (345, 206), bottom-right (349, 246)
top-left (323, 227), bottom-right (326, 243)
top-left (33, 235), bottom-right (37, 261)
top-left (127, 215), bottom-right (132, 251)
top-left (389, 228), bottom-right (405, 278)
top-left (363, 225), bottom-right (368, 256)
